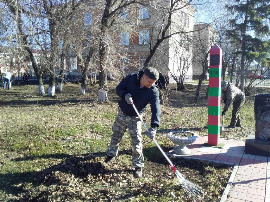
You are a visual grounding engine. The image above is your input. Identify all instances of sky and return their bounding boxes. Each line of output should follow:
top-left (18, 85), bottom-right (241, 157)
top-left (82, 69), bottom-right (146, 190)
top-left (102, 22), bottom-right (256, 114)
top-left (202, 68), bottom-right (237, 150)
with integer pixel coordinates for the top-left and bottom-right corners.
top-left (192, 0), bottom-right (229, 25)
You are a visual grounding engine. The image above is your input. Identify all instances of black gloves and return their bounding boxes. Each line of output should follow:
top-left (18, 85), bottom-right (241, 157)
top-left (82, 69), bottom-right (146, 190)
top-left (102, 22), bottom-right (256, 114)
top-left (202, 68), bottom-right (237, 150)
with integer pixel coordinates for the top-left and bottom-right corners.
top-left (125, 93), bottom-right (133, 104)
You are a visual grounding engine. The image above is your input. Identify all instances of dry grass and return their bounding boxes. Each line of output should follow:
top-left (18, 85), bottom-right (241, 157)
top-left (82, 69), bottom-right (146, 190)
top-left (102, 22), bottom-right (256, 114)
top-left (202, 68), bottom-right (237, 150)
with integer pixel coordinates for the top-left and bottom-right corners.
top-left (0, 82), bottom-right (263, 201)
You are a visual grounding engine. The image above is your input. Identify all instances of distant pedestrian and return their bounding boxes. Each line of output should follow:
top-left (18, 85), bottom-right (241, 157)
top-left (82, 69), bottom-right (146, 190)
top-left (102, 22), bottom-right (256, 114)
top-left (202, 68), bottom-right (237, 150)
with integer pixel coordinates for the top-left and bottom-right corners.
top-left (22, 73), bottom-right (29, 84)
top-left (3, 72), bottom-right (12, 90)
top-left (221, 81), bottom-right (245, 128)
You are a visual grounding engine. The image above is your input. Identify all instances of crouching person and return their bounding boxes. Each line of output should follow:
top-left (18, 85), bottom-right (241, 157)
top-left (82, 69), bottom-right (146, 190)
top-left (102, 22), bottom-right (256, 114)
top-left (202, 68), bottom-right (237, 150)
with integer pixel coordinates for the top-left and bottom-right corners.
top-left (221, 81), bottom-right (245, 128)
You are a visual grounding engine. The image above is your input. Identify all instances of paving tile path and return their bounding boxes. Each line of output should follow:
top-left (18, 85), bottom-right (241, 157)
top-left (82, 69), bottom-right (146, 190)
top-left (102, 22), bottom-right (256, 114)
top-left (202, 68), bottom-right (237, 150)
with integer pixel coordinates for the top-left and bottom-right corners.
top-left (170, 136), bottom-right (269, 202)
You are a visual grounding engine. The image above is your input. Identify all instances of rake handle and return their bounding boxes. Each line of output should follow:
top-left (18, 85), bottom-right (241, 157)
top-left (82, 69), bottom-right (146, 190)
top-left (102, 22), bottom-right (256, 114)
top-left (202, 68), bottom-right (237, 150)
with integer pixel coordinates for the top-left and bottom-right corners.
top-left (131, 102), bottom-right (175, 170)
top-left (131, 102), bottom-right (203, 199)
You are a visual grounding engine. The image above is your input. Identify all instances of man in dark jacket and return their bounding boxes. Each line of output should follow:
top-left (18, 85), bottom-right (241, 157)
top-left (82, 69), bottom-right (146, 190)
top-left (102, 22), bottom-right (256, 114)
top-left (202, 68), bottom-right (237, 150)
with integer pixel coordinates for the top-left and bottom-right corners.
top-left (221, 81), bottom-right (245, 128)
top-left (105, 67), bottom-right (161, 178)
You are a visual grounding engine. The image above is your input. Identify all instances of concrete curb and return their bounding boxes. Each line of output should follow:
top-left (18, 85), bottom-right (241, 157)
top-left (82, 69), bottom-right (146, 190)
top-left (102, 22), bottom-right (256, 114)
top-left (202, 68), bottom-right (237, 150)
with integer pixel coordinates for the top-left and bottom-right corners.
top-left (220, 164), bottom-right (239, 202)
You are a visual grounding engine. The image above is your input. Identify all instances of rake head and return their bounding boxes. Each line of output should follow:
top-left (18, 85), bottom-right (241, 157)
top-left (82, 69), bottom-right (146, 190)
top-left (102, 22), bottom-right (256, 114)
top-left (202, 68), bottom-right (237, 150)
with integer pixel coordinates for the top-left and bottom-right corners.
top-left (175, 170), bottom-right (204, 200)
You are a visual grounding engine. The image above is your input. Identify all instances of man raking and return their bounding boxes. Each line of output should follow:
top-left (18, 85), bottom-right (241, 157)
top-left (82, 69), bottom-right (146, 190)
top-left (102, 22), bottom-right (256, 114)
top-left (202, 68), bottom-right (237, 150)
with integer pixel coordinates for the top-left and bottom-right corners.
top-left (105, 67), bottom-right (161, 178)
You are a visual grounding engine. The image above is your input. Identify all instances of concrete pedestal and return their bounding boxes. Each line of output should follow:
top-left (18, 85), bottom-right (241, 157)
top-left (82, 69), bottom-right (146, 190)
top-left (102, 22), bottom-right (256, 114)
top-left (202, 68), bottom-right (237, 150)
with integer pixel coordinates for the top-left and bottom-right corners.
top-left (245, 135), bottom-right (270, 157)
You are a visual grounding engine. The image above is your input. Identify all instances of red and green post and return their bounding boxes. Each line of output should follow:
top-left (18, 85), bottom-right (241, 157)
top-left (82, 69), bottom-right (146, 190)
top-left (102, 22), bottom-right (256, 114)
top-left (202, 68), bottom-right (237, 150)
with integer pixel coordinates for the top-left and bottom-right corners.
top-left (208, 44), bottom-right (222, 146)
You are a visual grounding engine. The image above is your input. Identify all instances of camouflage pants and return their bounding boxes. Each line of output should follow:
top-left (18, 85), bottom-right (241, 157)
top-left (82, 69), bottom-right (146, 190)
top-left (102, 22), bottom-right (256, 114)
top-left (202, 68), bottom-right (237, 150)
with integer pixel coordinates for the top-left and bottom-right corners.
top-left (106, 107), bottom-right (144, 168)
top-left (230, 97), bottom-right (245, 126)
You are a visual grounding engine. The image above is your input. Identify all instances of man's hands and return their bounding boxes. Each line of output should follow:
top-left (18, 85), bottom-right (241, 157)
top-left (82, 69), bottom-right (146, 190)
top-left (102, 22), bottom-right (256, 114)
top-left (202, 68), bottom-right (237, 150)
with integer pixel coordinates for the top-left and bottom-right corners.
top-left (146, 127), bottom-right (157, 139)
top-left (125, 93), bottom-right (133, 104)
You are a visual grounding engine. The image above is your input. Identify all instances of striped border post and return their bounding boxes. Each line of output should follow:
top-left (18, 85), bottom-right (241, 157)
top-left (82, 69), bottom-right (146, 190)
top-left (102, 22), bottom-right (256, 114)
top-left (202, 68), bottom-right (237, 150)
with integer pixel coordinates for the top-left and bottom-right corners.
top-left (208, 44), bottom-right (222, 146)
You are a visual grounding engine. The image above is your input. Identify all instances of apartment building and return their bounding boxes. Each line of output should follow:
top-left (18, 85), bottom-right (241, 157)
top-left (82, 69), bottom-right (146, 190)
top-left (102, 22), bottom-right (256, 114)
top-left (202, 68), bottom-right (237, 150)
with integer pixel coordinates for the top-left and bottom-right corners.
top-left (66, 1), bottom-right (196, 82)
top-left (114, 1), bottom-right (196, 83)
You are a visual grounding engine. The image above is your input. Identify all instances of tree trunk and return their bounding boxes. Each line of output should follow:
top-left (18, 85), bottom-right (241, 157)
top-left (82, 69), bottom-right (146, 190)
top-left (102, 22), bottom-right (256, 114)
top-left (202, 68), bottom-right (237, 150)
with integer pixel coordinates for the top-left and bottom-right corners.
top-left (56, 54), bottom-right (66, 93)
top-left (98, 89), bottom-right (108, 101)
top-left (56, 75), bottom-right (64, 93)
top-left (239, 1), bottom-right (249, 92)
top-left (81, 70), bottom-right (87, 95)
top-left (48, 85), bottom-right (55, 97)
top-left (48, 75), bottom-right (55, 97)
top-left (177, 82), bottom-right (185, 91)
top-left (38, 84), bottom-right (45, 95)
top-left (230, 55), bottom-right (236, 83)
top-left (37, 77), bottom-right (45, 95)
top-left (13, 6), bottom-right (44, 95)
top-left (195, 72), bottom-right (206, 102)
top-left (195, 55), bottom-right (209, 102)
top-left (56, 82), bottom-right (63, 92)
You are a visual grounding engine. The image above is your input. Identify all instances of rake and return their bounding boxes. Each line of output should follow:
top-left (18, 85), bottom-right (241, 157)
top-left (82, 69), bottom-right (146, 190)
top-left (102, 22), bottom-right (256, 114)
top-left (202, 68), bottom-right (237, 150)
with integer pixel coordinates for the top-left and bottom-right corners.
top-left (131, 101), bottom-right (204, 199)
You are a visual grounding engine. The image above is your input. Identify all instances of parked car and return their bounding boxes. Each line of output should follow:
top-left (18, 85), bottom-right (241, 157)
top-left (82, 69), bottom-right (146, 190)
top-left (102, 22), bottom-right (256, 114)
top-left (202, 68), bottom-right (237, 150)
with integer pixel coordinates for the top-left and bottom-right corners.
top-left (247, 73), bottom-right (267, 79)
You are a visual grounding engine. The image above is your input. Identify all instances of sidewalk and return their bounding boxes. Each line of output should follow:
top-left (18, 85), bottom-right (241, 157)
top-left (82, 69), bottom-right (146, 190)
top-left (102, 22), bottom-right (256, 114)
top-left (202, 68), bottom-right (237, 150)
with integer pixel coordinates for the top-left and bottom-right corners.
top-left (171, 136), bottom-right (269, 202)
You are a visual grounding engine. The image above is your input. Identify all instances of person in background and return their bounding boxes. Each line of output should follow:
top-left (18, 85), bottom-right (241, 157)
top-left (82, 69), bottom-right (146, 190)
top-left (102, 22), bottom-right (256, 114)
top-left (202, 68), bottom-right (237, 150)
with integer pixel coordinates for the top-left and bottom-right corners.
top-left (221, 80), bottom-right (245, 128)
top-left (22, 72), bottom-right (29, 84)
top-left (105, 67), bottom-right (161, 178)
top-left (0, 70), bottom-right (2, 84)
top-left (3, 71), bottom-right (12, 90)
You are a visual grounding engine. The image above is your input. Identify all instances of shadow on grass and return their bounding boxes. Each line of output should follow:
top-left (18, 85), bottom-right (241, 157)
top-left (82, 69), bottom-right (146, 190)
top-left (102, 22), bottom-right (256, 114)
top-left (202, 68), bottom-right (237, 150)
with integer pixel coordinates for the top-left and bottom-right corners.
top-left (3, 141), bottom-right (206, 199)
top-left (158, 127), bottom-right (204, 135)
top-left (0, 98), bottom-right (96, 107)
top-left (12, 153), bottom-right (73, 162)
top-left (1, 150), bottom-right (135, 197)
top-left (1, 144), bottom-right (232, 200)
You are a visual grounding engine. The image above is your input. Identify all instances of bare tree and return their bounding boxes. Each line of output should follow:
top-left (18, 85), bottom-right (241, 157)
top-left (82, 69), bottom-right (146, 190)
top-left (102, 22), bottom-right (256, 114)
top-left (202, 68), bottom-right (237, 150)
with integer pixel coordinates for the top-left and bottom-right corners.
top-left (97, 0), bottom-right (142, 89)
top-left (135, 0), bottom-right (196, 91)
top-left (66, 2), bottom-right (99, 95)
top-left (1, 0), bottom-right (48, 94)
top-left (41, 0), bottom-right (83, 96)
top-left (1, 0), bottom-right (85, 96)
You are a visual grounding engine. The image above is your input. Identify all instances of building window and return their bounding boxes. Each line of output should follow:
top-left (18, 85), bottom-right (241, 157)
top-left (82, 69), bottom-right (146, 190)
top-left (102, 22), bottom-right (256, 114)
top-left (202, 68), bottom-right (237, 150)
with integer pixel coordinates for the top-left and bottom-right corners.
top-left (83, 35), bottom-right (92, 47)
top-left (179, 12), bottom-right (189, 28)
top-left (120, 32), bottom-right (129, 45)
top-left (139, 57), bottom-right (146, 69)
top-left (84, 12), bottom-right (92, 26)
top-left (120, 57), bottom-right (130, 71)
top-left (186, 15), bottom-right (189, 29)
top-left (70, 57), bottom-right (77, 71)
top-left (139, 29), bottom-right (149, 45)
top-left (58, 39), bottom-right (64, 49)
top-left (139, 6), bottom-right (149, 19)
top-left (185, 35), bottom-right (190, 51)
top-left (72, 15), bottom-right (76, 22)
top-left (29, 36), bottom-right (33, 45)
top-left (179, 34), bottom-right (184, 47)
top-left (179, 11), bottom-right (184, 27)
top-left (120, 9), bottom-right (129, 20)
top-left (184, 13), bottom-right (188, 28)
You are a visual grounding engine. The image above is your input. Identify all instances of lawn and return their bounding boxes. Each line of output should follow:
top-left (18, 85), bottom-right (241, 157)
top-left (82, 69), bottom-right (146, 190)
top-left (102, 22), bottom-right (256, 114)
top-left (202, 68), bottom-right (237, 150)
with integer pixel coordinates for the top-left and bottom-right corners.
top-left (0, 82), bottom-right (261, 201)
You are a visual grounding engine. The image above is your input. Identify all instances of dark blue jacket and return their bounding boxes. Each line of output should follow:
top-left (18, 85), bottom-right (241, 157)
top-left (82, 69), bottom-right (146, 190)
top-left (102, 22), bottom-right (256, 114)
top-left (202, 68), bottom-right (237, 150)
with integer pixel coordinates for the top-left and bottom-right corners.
top-left (116, 71), bottom-right (161, 128)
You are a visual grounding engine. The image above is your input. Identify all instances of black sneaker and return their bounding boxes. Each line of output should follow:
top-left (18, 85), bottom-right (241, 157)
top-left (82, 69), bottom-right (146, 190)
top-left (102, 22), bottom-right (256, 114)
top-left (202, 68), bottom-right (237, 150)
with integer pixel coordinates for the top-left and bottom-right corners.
top-left (236, 123), bottom-right (241, 127)
top-left (134, 167), bottom-right (142, 178)
top-left (228, 124), bottom-right (235, 128)
top-left (104, 155), bottom-right (115, 163)
top-left (236, 121), bottom-right (241, 127)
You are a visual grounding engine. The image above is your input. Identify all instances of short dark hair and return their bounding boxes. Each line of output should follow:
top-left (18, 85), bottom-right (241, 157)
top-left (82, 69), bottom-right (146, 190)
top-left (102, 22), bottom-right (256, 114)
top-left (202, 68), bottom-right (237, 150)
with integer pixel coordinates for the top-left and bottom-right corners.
top-left (221, 81), bottom-right (228, 89)
top-left (144, 67), bottom-right (159, 80)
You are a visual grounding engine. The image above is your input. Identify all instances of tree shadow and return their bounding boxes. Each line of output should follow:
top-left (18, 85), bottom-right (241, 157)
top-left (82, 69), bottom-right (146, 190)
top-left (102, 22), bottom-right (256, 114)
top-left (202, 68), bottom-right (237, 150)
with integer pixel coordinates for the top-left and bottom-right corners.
top-left (1, 150), bottom-right (134, 197)
top-left (0, 99), bottom-right (96, 107)
top-left (1, 144), bottom-right (233, 199)
top-left (158, 127), bottom-right (204, 135)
